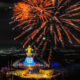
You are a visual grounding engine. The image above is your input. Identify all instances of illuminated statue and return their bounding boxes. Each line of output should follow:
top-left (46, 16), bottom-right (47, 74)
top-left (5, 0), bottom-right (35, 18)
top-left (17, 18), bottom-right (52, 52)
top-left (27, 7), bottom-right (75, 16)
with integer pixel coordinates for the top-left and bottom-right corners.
top-left (23, 45), bottom-right (35, 66)
top-left (25, 45), bottom-right (33, 57)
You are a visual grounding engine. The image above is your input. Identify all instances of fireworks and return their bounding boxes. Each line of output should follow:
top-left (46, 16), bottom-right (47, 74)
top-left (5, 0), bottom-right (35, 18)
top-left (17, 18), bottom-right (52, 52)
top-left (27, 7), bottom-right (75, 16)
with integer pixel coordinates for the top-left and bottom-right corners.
top-left (10, 0), bottom-right (80, 62)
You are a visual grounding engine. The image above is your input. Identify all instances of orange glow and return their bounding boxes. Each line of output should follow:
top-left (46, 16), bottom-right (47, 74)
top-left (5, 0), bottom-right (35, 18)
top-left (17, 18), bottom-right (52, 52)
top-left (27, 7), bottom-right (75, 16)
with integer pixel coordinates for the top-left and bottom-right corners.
top-left (13, 2), bottom-right (31, 21)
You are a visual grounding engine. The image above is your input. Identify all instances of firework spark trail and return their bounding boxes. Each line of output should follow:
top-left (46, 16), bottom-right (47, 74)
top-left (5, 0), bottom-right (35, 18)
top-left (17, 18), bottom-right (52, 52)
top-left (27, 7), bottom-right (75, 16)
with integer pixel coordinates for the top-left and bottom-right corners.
top-left (60, 12), bottom-right (80, 17)
top-left (48, 46), bottom-right (52, 64)
top-left (62, 19), bottom-right (80, 31)
top-left (11, 0), bottom-right (80, 62)
top-left (66, 1), bottom-right (80, 11)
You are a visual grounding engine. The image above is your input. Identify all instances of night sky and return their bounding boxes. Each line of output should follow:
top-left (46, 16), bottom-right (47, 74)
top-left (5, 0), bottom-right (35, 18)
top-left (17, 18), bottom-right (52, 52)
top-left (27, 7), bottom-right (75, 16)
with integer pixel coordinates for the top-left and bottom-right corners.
top-left (0, 0), bottom-right (22, 47)
top-left (0, 2), bottom-right (80, 80)
top-left (0, 0), bottom-right (80, 49)
top-left (0, 0), bottom-right (80, 67)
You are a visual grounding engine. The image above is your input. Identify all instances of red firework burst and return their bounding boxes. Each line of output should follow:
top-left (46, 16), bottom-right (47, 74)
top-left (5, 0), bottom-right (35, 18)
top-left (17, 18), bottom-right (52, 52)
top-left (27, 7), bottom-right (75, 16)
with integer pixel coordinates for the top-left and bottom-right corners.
top-left (10, 0), bottom-right (80, 63)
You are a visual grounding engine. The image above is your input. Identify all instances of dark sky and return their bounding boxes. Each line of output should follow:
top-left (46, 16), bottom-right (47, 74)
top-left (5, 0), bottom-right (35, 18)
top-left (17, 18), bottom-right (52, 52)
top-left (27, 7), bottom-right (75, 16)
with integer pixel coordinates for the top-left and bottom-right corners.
top-left (0, 0), bottom-right (79, 48)
top-left (0, 0), bottom-right (21, 47)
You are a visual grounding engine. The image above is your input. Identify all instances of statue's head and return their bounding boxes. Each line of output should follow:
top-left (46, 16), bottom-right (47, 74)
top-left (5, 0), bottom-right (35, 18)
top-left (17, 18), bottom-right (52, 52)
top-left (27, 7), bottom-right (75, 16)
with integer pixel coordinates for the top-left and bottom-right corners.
top-left (28, 45), bottom-right (31, 48)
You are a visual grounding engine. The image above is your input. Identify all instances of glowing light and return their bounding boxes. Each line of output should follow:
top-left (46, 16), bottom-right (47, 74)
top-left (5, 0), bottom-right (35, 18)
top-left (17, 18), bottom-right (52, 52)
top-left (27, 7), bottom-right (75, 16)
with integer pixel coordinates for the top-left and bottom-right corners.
top-left (23, 57), bottom-right (35, 65)
top-left (13, 2), bottom-right (31, 21)
top-left (52, 62), bottom-right (60, 69)
top-left (43, 37), bottom-right (46, 40)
